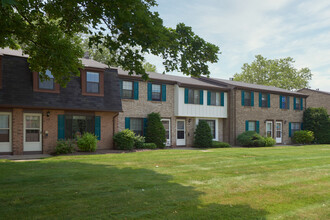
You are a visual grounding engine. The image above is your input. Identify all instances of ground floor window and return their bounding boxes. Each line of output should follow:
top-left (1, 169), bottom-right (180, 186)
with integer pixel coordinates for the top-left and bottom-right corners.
top-left (291, 122), bottom-right (301, 135)
top-left (131, 118), bottom-right (144, 136)
top-left (248, 121), bottom-right (256, 131)
top-left (200, 119), bottom-right (216, 139)
top-left (0, 114), bottom-right (10, 142)
top-left (65, 115), bottom-right (95, 139)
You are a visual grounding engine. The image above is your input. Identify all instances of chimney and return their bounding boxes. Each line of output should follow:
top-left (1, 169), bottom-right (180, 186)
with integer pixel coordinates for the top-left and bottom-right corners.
top-left (229, 77), bottom-right (234, 81)
top-left (83, 51), bottom-right (90, 59)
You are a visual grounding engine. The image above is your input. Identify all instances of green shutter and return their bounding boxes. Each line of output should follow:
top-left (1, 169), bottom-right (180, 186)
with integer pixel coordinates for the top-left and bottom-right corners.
top-left (162, 84), bottom-right (166, 101)
top-left (287, 96), bottom-right (290, 109)
top-left (241, 91), bottom-right (245, 106)
top-left (256, 121), bottom-right (260, 133)
top-left (125, 117), bottom-right (130, 129)
top-left (221, 92), bottom-right (224, 106)
top-left (267, 94), bottom-right (270, 108)
top-left (259, 92), bottom-right (262, 107)
top-left (143, 118), bottom-right (148, 136)
top-left (58, 115), bottom-right (65, 140)
top-left (147, 83), bottom-right (152, 101)
top-left (300, 98), bottom-right (303, 110)
top-left (289, 122), bottom-right (292, 137)
top-left (207, 91), bottom-right (211, 105)
top-left (184, 88), bottom-right (189, 104)
top-left (251, 92), bottom-right (254, 106)
top-left (279, 95), bottom-right (283, 109)
top-left (133, 81), bottom-right (139, 100)
top-left (119, 80), bottom-right (123, 98)
top-left (95, 116), bottom-right (101, 140)
top-left (293, 97), bottom-right (296, 110)
top-left (245, 120), bottom-right (249, 131)
top-left (301, 122), bottom-right (304, 130)
top-left (199, 90), bottom-right (203, 105)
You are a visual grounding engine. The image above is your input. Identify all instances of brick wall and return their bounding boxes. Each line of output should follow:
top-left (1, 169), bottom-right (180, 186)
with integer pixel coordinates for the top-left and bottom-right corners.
top-left (95, 111), bottom-right (117, 150)
top-left (299, 89), bottom-right (330, 114)
top-left (12, 108), bottom-right (23, 155)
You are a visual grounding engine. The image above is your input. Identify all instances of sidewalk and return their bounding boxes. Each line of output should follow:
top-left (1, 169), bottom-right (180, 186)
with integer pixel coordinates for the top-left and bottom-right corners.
top-left (0, 154), bottom-right (52, 161)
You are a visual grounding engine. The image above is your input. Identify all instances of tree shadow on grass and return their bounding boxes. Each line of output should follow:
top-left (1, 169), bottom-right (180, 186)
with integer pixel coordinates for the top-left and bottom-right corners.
top-left (0, 160), bottom-right (268, 219)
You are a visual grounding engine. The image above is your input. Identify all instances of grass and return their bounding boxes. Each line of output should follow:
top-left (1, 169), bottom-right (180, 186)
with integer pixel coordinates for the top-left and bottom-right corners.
top-left (0, 145), bottom-right (329, 219)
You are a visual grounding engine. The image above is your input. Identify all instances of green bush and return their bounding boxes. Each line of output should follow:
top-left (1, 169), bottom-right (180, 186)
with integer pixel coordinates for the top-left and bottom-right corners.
top-left (237, 131), bottom-right (256, 147)
top-left (237, 131), bottom-right (275, 147)
top-left (77, 132), bottom-right (98, 152)
top-left (303, 107), bottom-right (330, 144)
top-left (292, 130), bottom-right (314, 144)
top-left (211, 141), bottom-right (231, 148)
top-left (142, 143), bottom-right (157, 149)
top-left (252, 134), bottom-right (266, 147)
top-left (145, 112), bottom-right (166, 148)
top-left (134, 135), bottom-right (145, 149)
top-left (113, 129), bottom-right (136, 150)
top-left (194, 120), bottom-right (213, 148)
top-left (264, 137), bottom-right (276, 147)
top-left (55, 139), bottom-right (75, 155)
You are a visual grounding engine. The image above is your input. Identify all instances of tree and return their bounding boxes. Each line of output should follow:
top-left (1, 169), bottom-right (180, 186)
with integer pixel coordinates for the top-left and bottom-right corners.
top-left (145, 112), bottom-right (166, 148)
top-left (303, 107), bottom-right (330, 144)
top-left (194, 120), bottom-right (213, 148)
top-left (143, 62), bottom-right (157, 72)
top-left (233, 55), bottom-right (312, 90)
top-left (0, 0), bottom-right (220, 86)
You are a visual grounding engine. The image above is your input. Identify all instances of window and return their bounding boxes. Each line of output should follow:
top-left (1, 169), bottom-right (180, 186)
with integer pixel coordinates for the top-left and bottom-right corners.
top-left (281, 96), bottom-right (289, 109)
top-left (266, 121), bottom-right (273, 137)
top-left (86, 72), bottom-right (100, 93)
top-left (261, 93), bottom-right (268, 107)
top-left (0, 114), bottom-right (10, 142)
top-left (152, 84), bottom-right (161, 101)
top-left (245, 91), bottom-right (252, 106)
top-left (295, 98), bottom-right (300, 110)
top-left (65, 115), bottom-right (95, 139)
top-left (210, 92), bottom-right (221, 106)
top-left (122, 81), bottom-right (134, 99)
top-left (130, 118), bottom-right (143, 136)
top-left (188, 89), bottom-right (200, 104)
top-left (291, 122), bottom-right (300, 135)
top-left (200, 119), bottom-right (216, 139)
top-left (39, 70), bottom-right (54, 90)
top-left (248, 121), bottom-right (256, 131)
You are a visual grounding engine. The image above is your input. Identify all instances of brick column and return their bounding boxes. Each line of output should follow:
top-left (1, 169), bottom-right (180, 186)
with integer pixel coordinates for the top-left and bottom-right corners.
top-left (12, 108), bottom-right (23, 155)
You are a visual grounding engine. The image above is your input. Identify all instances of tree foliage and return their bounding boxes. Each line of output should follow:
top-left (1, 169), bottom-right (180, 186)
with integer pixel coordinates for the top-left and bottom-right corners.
top-left (145, 112), bottom-right (166, 148)
top-left (234, 55), bottom-right (312, 90)
top-left (303, 107), bottom-right (330, 144)
top-left (194, 120), bottom-right (213, 148)
top-left (0, 0), bottom-right (220, 86)
top-left (143, 62), bottom-right (157, 72)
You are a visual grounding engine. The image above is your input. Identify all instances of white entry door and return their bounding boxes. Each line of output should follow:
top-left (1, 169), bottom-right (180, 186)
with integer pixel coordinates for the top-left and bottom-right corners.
top-left (266, 121), bottom-right (273, 138)
top-left (275, 121), bottom-right (282, 144)
top-left (161, 119), bottom-right (171, 147)
top-left (23, 113), bottom-right (42, 152)
top-left (176, 120), bottom-right (186, 146)
top-left (0, 112), bottom-right (12, 153)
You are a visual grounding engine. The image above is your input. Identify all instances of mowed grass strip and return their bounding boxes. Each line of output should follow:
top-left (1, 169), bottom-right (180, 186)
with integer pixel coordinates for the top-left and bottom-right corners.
top-left (0, 145), bottom-right (329, 219)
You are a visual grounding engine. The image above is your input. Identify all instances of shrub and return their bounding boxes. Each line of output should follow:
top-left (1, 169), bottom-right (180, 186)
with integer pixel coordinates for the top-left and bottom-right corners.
top-left (237, 131), bottom-right (257, 147)
top-left (113, 129), bottom-right (136, 150)
top-left (252, 134), bottom-right (266, 147)
top-left (303, 107), bottom-right (330, 144)
top-left (211, 141), bottom-right (231, 148)
top-left (145, 112), bottom-right (166, 149)
top-left (142, 143), bottom-right (157, 149)
top-left (134, 135), bottom-right (145, 149)
top-left (77, 132), bottom-right (98, 152)
top-left (292, 130), bottom-right (314, 144)
top-left (194, 120), bottom-right (213, 148)
top-left (55, 139), bottom-right (75, 155)
top-left (264, 137), bottom-right (276, 147)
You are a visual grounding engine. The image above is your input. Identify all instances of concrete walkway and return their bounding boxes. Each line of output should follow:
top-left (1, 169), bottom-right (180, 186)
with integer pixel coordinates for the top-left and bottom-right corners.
top-left (0, 154), bottom-right (52, 161)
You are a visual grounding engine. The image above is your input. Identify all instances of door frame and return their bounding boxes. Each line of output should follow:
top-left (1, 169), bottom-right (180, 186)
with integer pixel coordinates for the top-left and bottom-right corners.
top-left (0, 112), bottom-right (12, 153)
top-left (161, 118), bottom-right (171, 147)
top-left (176, 119), bottom-right (186, 146)
top-left (275, 121), bottom-right (282, 144)
top-left (23, 113), bottom-right (43, 152)
top-left (265, 120), bottom-right (273, 138)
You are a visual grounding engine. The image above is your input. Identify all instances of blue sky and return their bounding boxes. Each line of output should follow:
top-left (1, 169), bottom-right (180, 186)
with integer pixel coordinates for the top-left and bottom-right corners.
top-left (145, 0), bottom-right (330, 91)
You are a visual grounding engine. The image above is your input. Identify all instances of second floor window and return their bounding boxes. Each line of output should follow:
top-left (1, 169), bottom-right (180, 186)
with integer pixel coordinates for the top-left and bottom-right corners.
top-left (188, 89), bottom-right (200, 104)
top-left (39, 70), bottom-right (54, 90)
top-left (295, 98), bottom-right (301, 110)
top-left (280, 96), bottom-right (289, 109)
top-left (86, 72), bottom-right (99, 93)
top-left (261, 93), bottom-right (268, 107)
top-left (152, 84), bottom-right (161, 101)
top-left (244, 91), bottom-right (252, 106)
top-left (210, 92), bottom-right (220, 106)
top-left (122, 81), bottom-right (133, 99)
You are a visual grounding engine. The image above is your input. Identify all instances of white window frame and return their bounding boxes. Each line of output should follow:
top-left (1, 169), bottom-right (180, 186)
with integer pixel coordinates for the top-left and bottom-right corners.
top-left (265, 121), bottom-right (273, 138)
top-left (0, 112), bottom-right (12, 153)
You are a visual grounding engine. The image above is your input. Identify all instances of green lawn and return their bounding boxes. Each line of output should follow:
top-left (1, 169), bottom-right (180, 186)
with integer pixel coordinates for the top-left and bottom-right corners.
top-left (0, 145), bottom-right (329, 219)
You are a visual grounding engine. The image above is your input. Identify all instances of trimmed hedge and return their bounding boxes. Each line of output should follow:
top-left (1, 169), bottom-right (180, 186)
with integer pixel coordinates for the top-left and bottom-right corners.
top-left (77, 132), bottom-right (98, 152)
top-left (292, 130), bottom-right (314, 144)
top-left (237, 131), bottom-right (276, 147)
top-left (194, 120), bottom-right (213, 148)
top-left (211, 141), bottom-right (231, 148)
top-left (142, 143), bottom-right (157, 149)
top-left (113, 129), bottom-right (136, 150)
top-left (145, 112), bottom-right (166, 148)
top-left (55, 139), bottom-right (75, 155)
top-left (134, 135), bottom-right (145, 149)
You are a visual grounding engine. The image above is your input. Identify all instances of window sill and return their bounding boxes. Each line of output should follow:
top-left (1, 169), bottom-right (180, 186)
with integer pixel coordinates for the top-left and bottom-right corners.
top-left (82, 92), bottom-right (104, 97)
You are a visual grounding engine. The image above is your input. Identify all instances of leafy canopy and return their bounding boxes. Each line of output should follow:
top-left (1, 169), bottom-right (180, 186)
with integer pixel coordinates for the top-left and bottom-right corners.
top-left (0, 0), bottom-right (220, 86)
top-left (234, 55), bottom-right (312, 90)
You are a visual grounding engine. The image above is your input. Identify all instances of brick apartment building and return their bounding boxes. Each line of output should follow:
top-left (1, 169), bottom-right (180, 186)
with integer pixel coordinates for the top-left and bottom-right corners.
top-left (298, 88), bottom-right (330, 114)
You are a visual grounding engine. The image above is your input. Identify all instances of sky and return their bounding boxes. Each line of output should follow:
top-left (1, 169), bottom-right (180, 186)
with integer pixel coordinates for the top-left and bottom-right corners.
top-left (145, 0), bottom-right (330, 91)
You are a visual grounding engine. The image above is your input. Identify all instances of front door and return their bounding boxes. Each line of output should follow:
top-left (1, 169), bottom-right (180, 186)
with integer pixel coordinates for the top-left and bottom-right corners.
top-left (176, 120), bottom-right (186, 146)
top-left (23, 113), bottom-right (42, 152)
top-left (161, 119), bottom-right (171, 147)
top-left (0, 112), bottom-right (12, 153)
top-left (275, 121), bottom-right (282, 144)
top-left (266, 121), bottom-right (273, 138)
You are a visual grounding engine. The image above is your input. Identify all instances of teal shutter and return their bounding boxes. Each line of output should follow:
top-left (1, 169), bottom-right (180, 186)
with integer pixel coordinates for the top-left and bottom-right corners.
top-left (184, 88), bottom-right (189, 104)
top-left (161, 84), bottom-right (166, 101)
top-left (119, 80), bottom-right (123, 98)
top-left (301, 122), bottom-right (304, 130)
top-left (125, 117), bottom-right (130, 129)
top-left (133, 81), bottom-right (139, 100)
top-left (221, 92), bottom-right (224, 106)
top-left (251, 92), bottom-right (254, 106)
top-left (256, 121), bottom-right (260, 133)
top-left (259, 92), bottom-right (262, 107)
top-left (300, 98), bottom-right (303, 110)
top-left (293, 97), bottom-right (296, 110)
top-left (207, 91), bottom-right (211, 105)
top-left (95, 116), bottom-right (101, 140)
top-left (199, 90), bottom-right (203, 105)
top-left (58, 115), bottom-right (65, 140)
top-left (289, 122), bottom-right (292, 137)
top-left (287, 96), bottom-right (290, 109)
top-left (267, 94), bottom-right (270, 108)
top-left (245, 120), bottom-right (249, 131)
top-left (143, 118), bottom-right (148, 136)
top-left (241, 91), bottom-right (245, 106)
top-left (279, 95), bottom-right (283, 109)
top-left (147, 83), bottom-right (152, 101)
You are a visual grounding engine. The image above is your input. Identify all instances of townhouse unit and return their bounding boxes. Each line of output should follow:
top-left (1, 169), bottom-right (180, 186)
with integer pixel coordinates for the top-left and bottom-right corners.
top-left (0, 48), bottom-right (122, 155)
top-left (199, 77), bottom-right (309, 145)
top-left (117, 69), bottom-right (229, 147)
top-left (298, 88), bottom-right (330, 114)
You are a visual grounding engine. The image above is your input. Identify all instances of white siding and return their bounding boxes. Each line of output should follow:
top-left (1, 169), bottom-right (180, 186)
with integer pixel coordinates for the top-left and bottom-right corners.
top-left (174, 85), bottom-right (228, 118)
